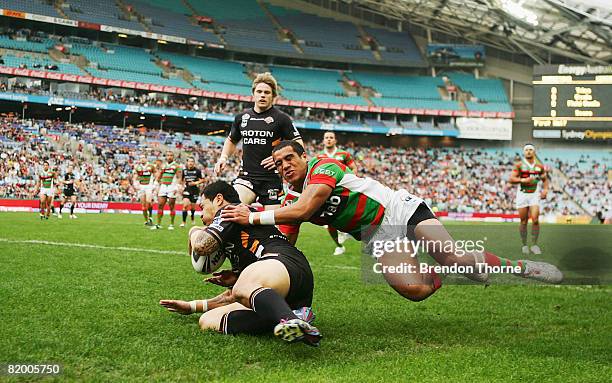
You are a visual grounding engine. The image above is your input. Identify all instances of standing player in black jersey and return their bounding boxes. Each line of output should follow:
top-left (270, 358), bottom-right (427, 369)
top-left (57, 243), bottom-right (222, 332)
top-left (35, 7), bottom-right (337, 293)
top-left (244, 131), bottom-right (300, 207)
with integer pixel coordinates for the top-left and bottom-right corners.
top-left (214, 72), bottom-right (303, 209)
top-left (180, 157), bottom-right (205, 228)
top-left (58, 165), bottom-right (78, 219)
top-left (159, 181), bottom-right (321, 346)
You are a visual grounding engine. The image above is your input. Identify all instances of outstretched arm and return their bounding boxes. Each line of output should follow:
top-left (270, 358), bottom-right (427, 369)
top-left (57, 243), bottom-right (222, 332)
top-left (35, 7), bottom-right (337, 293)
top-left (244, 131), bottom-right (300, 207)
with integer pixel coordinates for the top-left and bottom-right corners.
top-left (159, 289), bottom-right (235, 315)
top-left (221, 183), bottom-right (333, 226)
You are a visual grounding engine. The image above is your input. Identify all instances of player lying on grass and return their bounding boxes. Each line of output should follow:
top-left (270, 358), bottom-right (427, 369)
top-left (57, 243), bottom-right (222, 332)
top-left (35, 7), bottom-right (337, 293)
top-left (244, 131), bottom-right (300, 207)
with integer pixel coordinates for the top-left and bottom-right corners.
top-left (159, 181), bottom-right (321, 346)
top-left (221, 141), bottom-right (563, 303)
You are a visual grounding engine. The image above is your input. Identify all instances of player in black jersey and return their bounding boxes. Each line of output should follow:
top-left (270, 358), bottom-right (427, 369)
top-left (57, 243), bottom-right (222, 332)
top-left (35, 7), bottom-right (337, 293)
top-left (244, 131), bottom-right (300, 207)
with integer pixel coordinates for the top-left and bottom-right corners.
top-left (180, 157), bottom-right (205, 228)
top-left (214, 72), bottom-right (303, 209)
top-left (58, 165), bottom-right (78, 219)
top-left (160, 181), bottom-right (321, 346)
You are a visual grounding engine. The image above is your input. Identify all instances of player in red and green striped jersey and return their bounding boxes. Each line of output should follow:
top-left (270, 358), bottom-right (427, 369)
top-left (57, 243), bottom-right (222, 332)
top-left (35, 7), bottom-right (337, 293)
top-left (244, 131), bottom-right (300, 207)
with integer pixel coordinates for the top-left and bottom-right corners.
top-left (133, 154), bottom-right (156, 226)
top-left (317, 131), bottom-right (358, 255)
top-left (152, 151), bottom-right (183, 230)
top-left (509, 144), bottom-right (549, 256)
top-left (37, 161), bottom-right (57, 220)
top-left (222, 141), bottom-right (563, 304)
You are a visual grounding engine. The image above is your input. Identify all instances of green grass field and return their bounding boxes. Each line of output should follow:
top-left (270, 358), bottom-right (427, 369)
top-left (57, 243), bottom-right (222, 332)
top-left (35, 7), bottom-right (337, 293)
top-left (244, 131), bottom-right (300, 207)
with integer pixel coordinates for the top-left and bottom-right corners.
top-left (0, 212), bottom-right (610, 382)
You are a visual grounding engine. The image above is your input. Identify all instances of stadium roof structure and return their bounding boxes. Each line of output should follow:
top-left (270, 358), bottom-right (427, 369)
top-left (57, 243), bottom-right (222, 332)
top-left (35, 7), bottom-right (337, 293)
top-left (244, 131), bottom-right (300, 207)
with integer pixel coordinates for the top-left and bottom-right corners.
top-left (346, 0), bottom-right (612, 64)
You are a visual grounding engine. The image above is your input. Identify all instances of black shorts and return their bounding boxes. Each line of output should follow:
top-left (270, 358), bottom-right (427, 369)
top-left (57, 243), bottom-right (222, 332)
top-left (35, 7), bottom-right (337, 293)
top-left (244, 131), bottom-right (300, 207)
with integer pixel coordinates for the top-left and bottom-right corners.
top-left (232, 176), bottom-right (283, 206)
top-left (406, 202), bottom-right (438, 240)
top-left (260, 247), bottom-right (313, 309)
top-left (63, 188), bottom-right (75, 197)
top-left (182, 187), bottom-right (199, 204)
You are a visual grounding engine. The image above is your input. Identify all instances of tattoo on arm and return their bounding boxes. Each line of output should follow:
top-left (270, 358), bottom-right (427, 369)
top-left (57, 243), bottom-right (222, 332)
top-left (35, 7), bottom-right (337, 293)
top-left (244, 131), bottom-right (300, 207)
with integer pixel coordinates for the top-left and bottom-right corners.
top-left (192, 230), bottom-right (221, 257)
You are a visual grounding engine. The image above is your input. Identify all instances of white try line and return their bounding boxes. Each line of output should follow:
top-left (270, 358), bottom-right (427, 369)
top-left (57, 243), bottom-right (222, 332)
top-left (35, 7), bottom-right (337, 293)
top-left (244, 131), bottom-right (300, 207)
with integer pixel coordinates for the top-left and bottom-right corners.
top-left (0, 237), bottom-right (361, 270)
top-left (0, 238), bottom-right (184, 255)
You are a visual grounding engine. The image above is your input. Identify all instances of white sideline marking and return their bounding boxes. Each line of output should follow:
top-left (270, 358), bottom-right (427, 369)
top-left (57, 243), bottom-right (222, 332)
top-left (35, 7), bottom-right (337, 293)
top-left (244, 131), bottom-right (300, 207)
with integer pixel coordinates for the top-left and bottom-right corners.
top-left (0, 238), bottom-right (362, 270)
top-left (0, 238), bottom-right (184, 255)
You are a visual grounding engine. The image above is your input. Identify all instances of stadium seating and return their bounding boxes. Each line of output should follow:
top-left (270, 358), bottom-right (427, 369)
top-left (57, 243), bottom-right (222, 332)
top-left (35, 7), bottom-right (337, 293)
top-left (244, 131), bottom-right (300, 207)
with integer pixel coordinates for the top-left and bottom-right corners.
top-left (129, 1), bottom-right (220, 44)
top-left (267, 6), bottom-right (374, 61)
top-left (0, 0), bottom-right (61, 18)
top-left (84, 67), bottom-right (189, 87)
top-left (349, 72), bottom-right (444, 99)
top-left (364, 27), bottom-right (424, 65)
top-left (1, 117), bottom-right (608, 219)
top-left (448, 72), bottom-right (509, 102)
top-left (156, 52), bottom-right (251, 92)
top-left (280, 90), bottom-right (368, 105)
top-left (270, 66), bottom-right (343, 94)
top-left (188, 0), bottom-right (295, 53)
top-left (69, 43), bottom-right (161, 76)
top-left (0, 54), bottom-right (85, 75)
top-left (0, 35), bottom-right (55, 53)
top-left (61, 0), bottom-right (144, 31)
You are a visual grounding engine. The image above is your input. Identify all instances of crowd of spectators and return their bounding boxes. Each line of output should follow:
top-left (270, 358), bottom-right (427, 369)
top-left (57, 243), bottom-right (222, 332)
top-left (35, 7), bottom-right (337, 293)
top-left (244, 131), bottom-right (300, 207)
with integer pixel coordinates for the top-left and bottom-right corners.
top-left (1, 117), bottom-right (609, 218)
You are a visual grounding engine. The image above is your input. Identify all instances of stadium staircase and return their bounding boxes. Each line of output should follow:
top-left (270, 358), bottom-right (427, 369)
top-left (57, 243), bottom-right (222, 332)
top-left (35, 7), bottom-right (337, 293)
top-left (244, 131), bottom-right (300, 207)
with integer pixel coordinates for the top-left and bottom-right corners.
top-left (53, 0), bottom-right (70, 19)
top-left (355, 24), bottom-right (381, 61)
top-left (117, 0), bottom-right (153, 33)
top-left (258, 0), bottom-right (304, 54)
top-left (181, 0), bottom-right (198, 17)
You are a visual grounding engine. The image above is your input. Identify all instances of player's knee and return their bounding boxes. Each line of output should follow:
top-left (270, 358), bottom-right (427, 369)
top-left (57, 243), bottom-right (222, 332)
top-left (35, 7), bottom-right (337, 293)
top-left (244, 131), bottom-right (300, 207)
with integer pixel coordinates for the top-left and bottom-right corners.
top-left (198, 312), bottom-right (220, 331)
top-left (232, 282), bottom-right (262, 307)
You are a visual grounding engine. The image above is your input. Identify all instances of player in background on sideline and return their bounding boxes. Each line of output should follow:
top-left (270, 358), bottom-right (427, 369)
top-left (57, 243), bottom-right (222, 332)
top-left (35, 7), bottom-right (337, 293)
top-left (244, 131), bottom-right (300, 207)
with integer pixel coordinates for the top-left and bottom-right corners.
top-left (316, 131), bottom-right (358, 255)
top-left (509, 144), bottom-right (549, 255)
top-left (58, 165), bottom-right (79, 219)
top-left (133, 154), bottom-right (156, 226)
top-left (37, 161), bottom-right (56, 220)
top-left (214, 72), bottom-right (303, 209)
top-left (181, 157), bottom-right (205, 227)
top-left (160, 181), bottom-right (321, 346)
top-left (152, 151), bottom-right (183, 231)
top-left (222, 141), bottom-right (563, 305)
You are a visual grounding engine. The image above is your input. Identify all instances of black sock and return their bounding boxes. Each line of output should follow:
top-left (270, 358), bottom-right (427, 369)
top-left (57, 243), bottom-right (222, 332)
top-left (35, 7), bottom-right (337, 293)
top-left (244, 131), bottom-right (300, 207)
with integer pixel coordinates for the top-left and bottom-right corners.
top-left (220, 310), bottom-right (275, 335)
top-left (182, 210), bottom-right (188, 223)
top-left (191, 209), bottom-right (195, 220)
top-left (70, 204), bottom-right (75, 215)
top-left (59, 204), bottom-right (63, 214)
top-left (148, 207), bottom-right (152, 217)
top-left (250, 288), bottom-right (298, 324)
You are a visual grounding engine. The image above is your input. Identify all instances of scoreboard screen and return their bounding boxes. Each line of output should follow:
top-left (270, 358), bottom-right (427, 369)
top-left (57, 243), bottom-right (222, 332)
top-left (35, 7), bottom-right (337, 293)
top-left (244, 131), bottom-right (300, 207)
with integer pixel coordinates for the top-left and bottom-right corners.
top-left (532, 65), bottom-right (612, 139)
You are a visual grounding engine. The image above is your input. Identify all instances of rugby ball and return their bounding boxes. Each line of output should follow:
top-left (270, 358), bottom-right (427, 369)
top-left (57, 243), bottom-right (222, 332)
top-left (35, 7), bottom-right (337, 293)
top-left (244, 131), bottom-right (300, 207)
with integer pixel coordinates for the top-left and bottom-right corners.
top-left (190, 229), bottom-right (226, 274)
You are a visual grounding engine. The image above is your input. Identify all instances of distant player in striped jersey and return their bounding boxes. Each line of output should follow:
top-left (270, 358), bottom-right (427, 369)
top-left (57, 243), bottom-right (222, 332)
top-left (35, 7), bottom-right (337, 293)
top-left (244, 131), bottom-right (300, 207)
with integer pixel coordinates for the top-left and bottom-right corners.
top-left (317, 131), bottom-right (357, 255)
top-left (152, 151), bottom-right (183, 230)
top-left (222, 141), bottom-right (563, 304)
top-left (509, 144), bottom-right (549, 255)
top-left (181, 157), bottom-right (205, 227)
top-left (37, 161), bottom-right (56, 220)
top-left (134, 154), bottom-right (156, 226)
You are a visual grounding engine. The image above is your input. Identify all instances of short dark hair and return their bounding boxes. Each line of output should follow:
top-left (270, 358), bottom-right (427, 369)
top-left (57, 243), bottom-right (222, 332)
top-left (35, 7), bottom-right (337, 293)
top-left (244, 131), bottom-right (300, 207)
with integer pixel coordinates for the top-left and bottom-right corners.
top-left (272, 140), bottom-right (305, 156)
top-left (324, 131), bottom-right (335, 137)
top-left (202, 181), bottom-right (240, 203)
